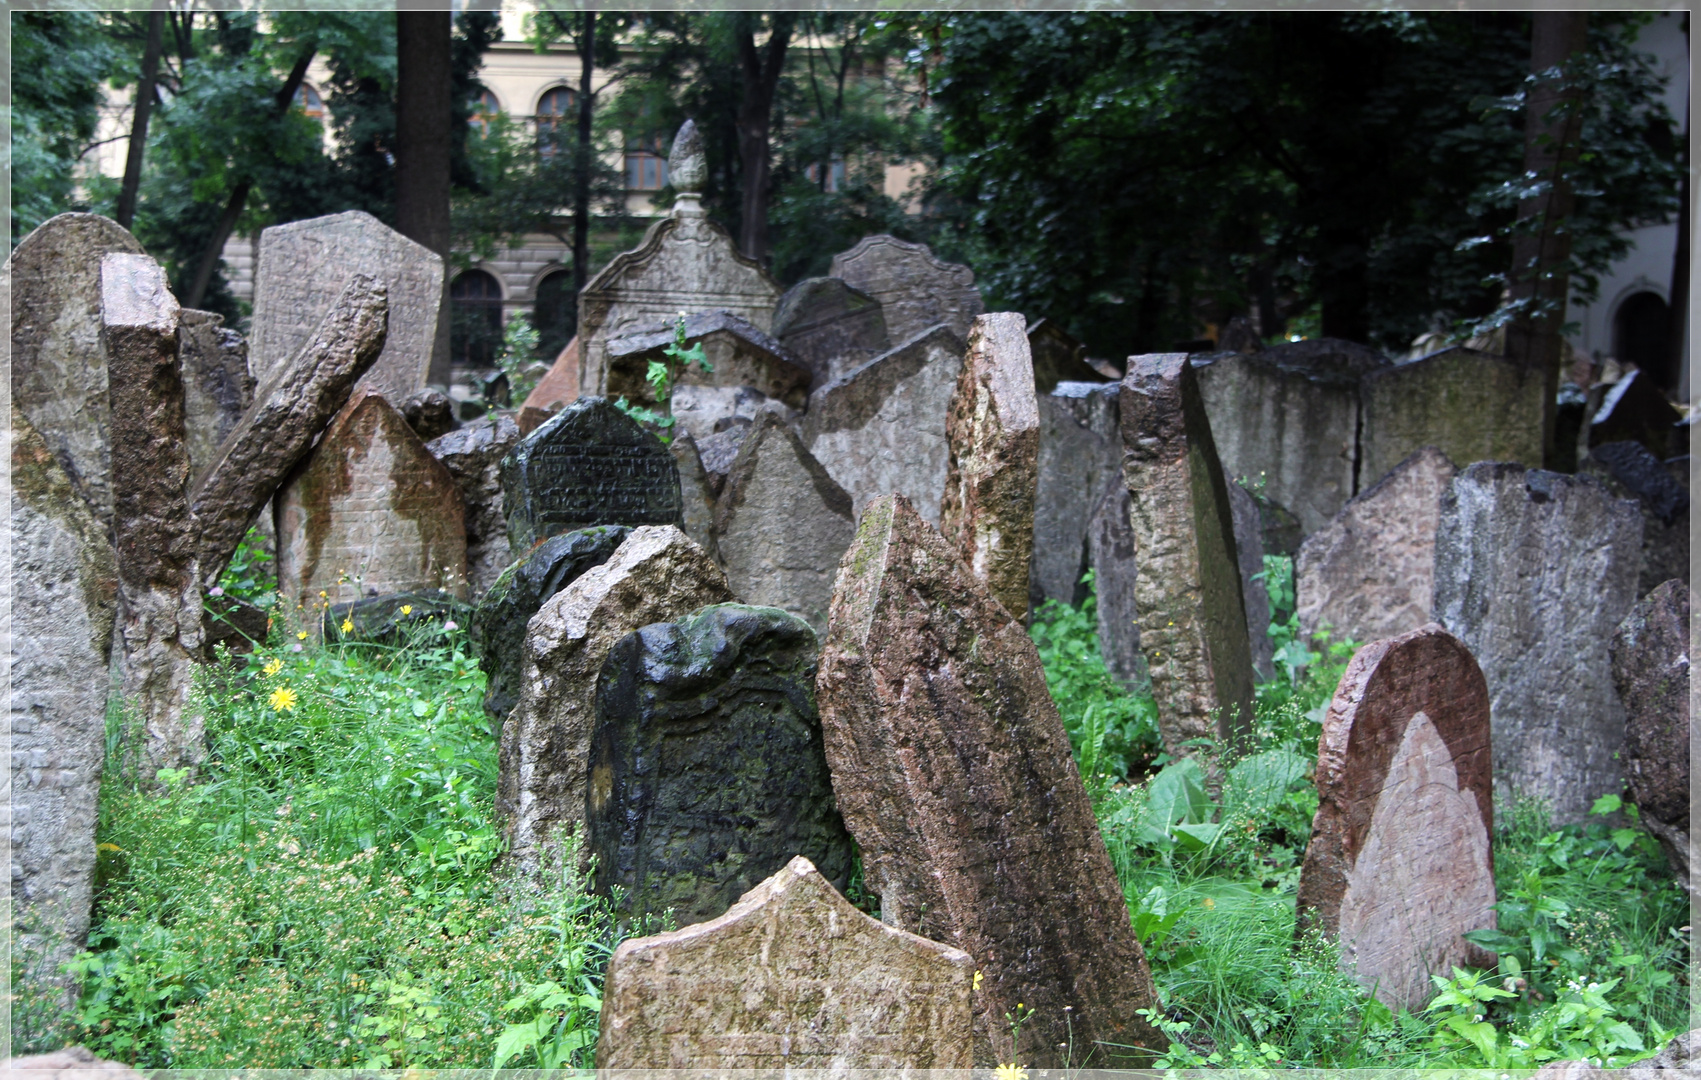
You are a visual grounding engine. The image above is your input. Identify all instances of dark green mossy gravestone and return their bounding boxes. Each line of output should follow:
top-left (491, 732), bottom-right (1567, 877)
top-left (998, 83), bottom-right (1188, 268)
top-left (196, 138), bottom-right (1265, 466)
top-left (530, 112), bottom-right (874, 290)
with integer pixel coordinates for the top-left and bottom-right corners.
top-left (472, 526), bottom-right (630, 724)
top-left (500, 397), bottom-right (683, 555)
top-left (587, 604), bottom-right (853, 926)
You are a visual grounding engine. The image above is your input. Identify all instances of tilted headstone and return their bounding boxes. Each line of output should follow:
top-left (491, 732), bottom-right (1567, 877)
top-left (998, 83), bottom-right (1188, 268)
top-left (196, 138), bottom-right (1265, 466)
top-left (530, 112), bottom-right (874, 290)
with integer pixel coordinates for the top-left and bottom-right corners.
top-left (817, 495), bottom-right (1167, 1067)
top-left (276, 389), bottom-right (468, 609)
top-left (940, 313), bottom-right (1041, 620)
top-left (1610, 579), bottom-right (1692, 885)
top-left (178, 309), bottom-right (254, 485)
top-left (605, 310), bottom-right (811, 415)
top-left (1433, 463), bottom-right (1643, 823)
top-left (697, 424), bottom-right (749, 495)
top-left (1295, 446), bottom-right (1458, 647)
top-left (1227, 481), bottom-right (1274, 681)
top-left (1295, 624), bottom-right (1496, 1013)
top-left (500, 397), bottom-right (684, 556)
top-left (1121, 352), bottom-right (1256, 758)
top-left (668, 433), bottom-right (720, 560)
top-left (1032, 381), bottom-right (1121, 610)
top-left (498, 526), bottom-right (734, 874)
top-left (248, 210), bottom-right (443, 405)
top-left (9, 212), bottom-right (146, 524)
top-left (1583, 440), bottom-right (1690, 596)
top-left (10, 408), bottom-right (119, 1012)
top-left (1589, 369), bottom-right (1687, 461)
top-left (103, 253), bottom-right (203, 774)
top-left (1026, 317), bottom-right (1108, 393)
top-left (670, 383), bottom-right (796, 446)
top-left (589, 604), bottom-right (854, 925)
top-left (596, 856), bottom-right (973, 1070)
top-left (1359, 347), bottom-right (1543, 497)
top-left (1087, 477), bottom-right (1144, 686)
top-left (803, 325), bottom-right (965, 528)
top-left (829, 235), bottom-right (984, 344)
top-left (426, 413), bottom-right (521, 596)
top-left (714, 413), bottom-right (856, 633)
top-left (523, 335), bottom-right (580, 413)
top-left (772, 276), bottom-right (890, 389)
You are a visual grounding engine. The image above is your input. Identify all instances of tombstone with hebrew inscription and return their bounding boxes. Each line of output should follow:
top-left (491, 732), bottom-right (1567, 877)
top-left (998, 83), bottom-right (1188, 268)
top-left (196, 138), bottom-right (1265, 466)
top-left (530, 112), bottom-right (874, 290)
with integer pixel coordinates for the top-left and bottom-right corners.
top-left (829, 235), bottom-right (984, 344)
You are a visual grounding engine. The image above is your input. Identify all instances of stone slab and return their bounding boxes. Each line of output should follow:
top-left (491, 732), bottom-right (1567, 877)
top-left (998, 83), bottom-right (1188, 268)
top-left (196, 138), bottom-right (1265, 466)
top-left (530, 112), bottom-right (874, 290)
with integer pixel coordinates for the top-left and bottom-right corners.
top-left (1027, 317), bottom-right (1108, 394)
top-left (605, 310), bottom-right (811, 413)
top-left (1088, 477), bottom-right (1144, 687)
top-left (669, 433), bottom-right (720, 561)
top-left (772, 276), bottom-right (890, 390)
top-left (1610, 579), bottom-right (1692, 884)
top-left (1032, 382), bottom-right (1121, 611)
top-left (426, 413), bottom-right (522, 596)
top-left (178, 309), bottom-right (254, 486)
top-left (1583, 440), bottom-right (1690, 597)
top-left (829, 235), bottom-right (984, 344)
top-left (523, 335), bottom-right (581, 412)
top-left (1228, 480), bottom-right (1274, 681)
top-left (670, 383), bottom-right (796, 447)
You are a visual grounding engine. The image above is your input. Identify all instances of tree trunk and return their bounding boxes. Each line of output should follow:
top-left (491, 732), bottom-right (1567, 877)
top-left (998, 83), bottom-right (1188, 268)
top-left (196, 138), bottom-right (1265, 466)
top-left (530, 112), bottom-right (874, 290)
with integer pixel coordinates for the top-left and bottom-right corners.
top-left (396, 11), bottom-right (455, 386)
top-left (735, 14), bottom-right (796, 264)
top-left (574, 12), bottom-right (595, 299)
top-left (115, 8), bottom-right (165, 230)
top-left (1505, 12), bottom-right (1588, 469)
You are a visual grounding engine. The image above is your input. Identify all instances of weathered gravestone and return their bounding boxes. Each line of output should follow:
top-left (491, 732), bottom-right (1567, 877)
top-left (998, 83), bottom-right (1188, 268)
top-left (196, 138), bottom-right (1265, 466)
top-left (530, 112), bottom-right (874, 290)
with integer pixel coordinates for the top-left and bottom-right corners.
top-left (178, 309), bottom-right (254, 483)
top-left (1027, 317), bottom-right (1110, 393)
top-left (1227, 480), bottom-right (1275, 681)
top-left (817, 495), bottom-right (1167, 1066)
top-left (714, 413), bottom-right (856, 633)
top-left (401, 387), bottom-right (458, 443)
top-left (1295, 624), bottom-right (1497, 1013)
top-left (1032, 381), bottom-right (1121, 610)
top-left (500, 397), bottom-right (684, 555)
top-left (1583, 440), bottom-right (1690, 596)
top-left (1121, 352), bottom-right (1257, 758)
top-left (248, 210), bottom-right (443, 405)
top-left (498, 526), bottom-right (734, 875)
top-left (1359, 347), bottom-right (1544, 496)
top-left (668, 433), bottom-right (720, 559)
top-left (829, 235), bottom-right (984, 344)
top-left (670, 383), bottom-right (796, 448)
top-left (277, 388), bottom-right (468, 608)
top-left (605, 310), bottom-right (811, 417)
top-left (10, 408), bottom-right (119, 1010)
top-left (1087, 478), bottom-right (1144, 686)
top-left (472, 525), bottom-right (629, 724)
top-left (522, 335), bottom-right (579, 413)
top-left (597, 855), bottom-right (973, 1070)
top-left (1610, 579), bottom-right (1692, 886)
top-left (1589, 369), bottom-right (1687, 461)
top-left (589, 604), bottom-right (855, 925)
top-left (771, 276), bottom-right (890, 389)
top-left (1295, 446), bottom-right (1458, 647)
top-left (1432, 463), bottom-right (1643, 823)
top-left (9, 212), bottom-right (146, 525)
top-left (804, 325), bottom-right (965, 528)
top-left (426, 413), bottom-right (521, 596)
top-left (697, 424), bottom-right (750, 493)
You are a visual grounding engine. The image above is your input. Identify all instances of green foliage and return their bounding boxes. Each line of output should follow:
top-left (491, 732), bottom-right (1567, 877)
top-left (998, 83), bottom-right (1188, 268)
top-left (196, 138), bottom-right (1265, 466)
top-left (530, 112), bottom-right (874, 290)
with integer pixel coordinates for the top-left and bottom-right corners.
top-left (11, 12), bottom-right (120, 241)
top-left (613, 316), bottom-right (713, 443)
top-left (495, 312), bottom-right (543, 401)
top-left (212, 527), bottom-right (277, 606)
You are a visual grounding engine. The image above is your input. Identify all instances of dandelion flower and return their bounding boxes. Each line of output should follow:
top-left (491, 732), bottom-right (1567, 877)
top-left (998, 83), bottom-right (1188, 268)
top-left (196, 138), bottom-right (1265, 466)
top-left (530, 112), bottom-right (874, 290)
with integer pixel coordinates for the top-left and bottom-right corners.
top-left (262, 657), bottom-right (284, 677)
top-left (973, 970), bottom-right (983, 991)
top-left (400, 604), bottom-right (413, 616)
top-left (340, 618), bottom-right (354, 634)
top-left (296, 631), bottom-right (308, 641)
top-left (996, 1065), bottom-right (1027, 1080)
top-left (269, 686), bottom-right (299, 712)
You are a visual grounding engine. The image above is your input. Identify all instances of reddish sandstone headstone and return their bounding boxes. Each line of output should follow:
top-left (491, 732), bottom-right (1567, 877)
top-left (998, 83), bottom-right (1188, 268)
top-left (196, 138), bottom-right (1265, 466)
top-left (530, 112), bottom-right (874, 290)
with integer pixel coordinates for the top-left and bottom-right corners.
top-left (1296, 624), bottom-right (1496, 1012)
top-left (523, 334), bottom-right (580, 412)
top-left (817, 495), bottom-right (1167, 1067)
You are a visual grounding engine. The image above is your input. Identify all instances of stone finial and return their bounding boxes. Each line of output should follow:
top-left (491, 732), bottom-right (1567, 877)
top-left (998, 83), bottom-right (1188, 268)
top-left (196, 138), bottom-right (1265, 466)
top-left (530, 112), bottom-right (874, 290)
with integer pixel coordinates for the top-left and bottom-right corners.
top-left (669, 119), bottom-right (706, 215)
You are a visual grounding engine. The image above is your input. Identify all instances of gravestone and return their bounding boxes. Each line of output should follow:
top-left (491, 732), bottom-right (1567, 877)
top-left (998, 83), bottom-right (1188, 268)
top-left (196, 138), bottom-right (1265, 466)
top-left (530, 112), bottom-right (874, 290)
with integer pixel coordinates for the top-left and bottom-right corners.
top-left (1610, 580), bottom-right (1692, 884)
top-left (522, 336), bottom-right (580, 413)
top-left (322, 591), bottom-right (470, 645)
top-left (1359, 347), bottom-right (1543, 497)
top-left (178, 309), bottom-right (254, 484)
top-left (829, 235), bottom-right (984, 344)
top-left (500, 397), bottom-right (684, 555)
top-left (517, 405), bottom-right (555, 435)
top-left (589, 605), bottom-right (854, 925)
top-left (605, 310), bottom-right (811, 414)
top-left (1295, 624), bottom-right (1496, 1013)
top-left (1295, 446), bottom-right (1458, 647)
top-left (697, 425), bottom-right (750, 495)
top-left (596, 856), bottom-right (973, 1070)
top-left (715, 413), bottom-right (856, 633)
top-left (401, 387), bottom-right (458, 442)
top-left (1589, 369), bottom-right (1687, 461)
top-left (426, 413), bottom-right (522, 596)
top-left (1032, 381), bottom-right (1121, 611)
top-left (10, 408), bottom-right (118, 1012)
top-left (9, 212), bottom-right (146, 524)
top-left (472, 525), bottom-right (629, 724)
top-left (670, 383), bottom-right (796, 447)
top-left (498, 526), bottom-right (734, 874)
top-left (190, 274), bottom-right (388, 589)
top-left (277, 389), bottom-right (468, 609)
top-left (1121, 352), bottom-right (1256, 757)
top-left (1087, 478), bottom-right (1144, 686)
top-left (1227, 481), bottom-right (1274, 681)
top-left (248, 210), bottom-right (443, 405)
top-left (1027, 317), bottom-right (1108, 393)
top-left (803, 326), bottom-right (965, 527)
top-left (817, 495), bottom-right (1167, 1067)
top-left (1432, 463), bottom-right (1643, 823)
top-left (771, 276), bottom-right (890, 389)
top-left (1583, 441), bottom-right (1690, 596)
top-left (668, 433), bottom-right (720, 559)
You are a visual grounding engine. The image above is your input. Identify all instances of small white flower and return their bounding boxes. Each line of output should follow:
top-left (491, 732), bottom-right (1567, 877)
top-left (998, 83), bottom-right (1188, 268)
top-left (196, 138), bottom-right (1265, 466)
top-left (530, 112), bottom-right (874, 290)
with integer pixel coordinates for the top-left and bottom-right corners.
top-left (291, 643), bottom-right (304, 653)
top-left (208, 586), bottom-right (225, 597)
top-left (443, 620), bottom-right (458, 632)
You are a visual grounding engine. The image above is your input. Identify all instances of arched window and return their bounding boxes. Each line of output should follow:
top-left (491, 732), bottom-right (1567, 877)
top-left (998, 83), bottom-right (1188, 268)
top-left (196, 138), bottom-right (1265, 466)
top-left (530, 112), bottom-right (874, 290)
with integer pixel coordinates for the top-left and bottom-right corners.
top-left (625, 133), bottom-right (668, 190)
top-left (293, 84), bottom-right (325, 124)
top-left (536, 87), bottom-right (577, 158)
top-left (533, 268), bottom-right (576, 362)
top-left (1614, 290), bottom-right (1672, 391)
top-left (469, 88), bottom-right (501, 137)
top-left (450, 269), bottom-right (505, 368)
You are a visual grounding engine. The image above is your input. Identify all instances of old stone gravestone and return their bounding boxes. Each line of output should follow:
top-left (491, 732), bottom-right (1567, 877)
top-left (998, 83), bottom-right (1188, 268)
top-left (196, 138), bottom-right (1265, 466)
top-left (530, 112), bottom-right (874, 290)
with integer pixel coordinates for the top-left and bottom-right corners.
top-left (498, 526), bottom-right (734, 875)
top-left (178, 309), bottom-right (254, 484)
top-left (10, 212), bottom-right (146, 525)
top-left (1295, 624), bottom-right (1496, 1013)
top-left (426, 413), bottom-right (521, 596)
top-left (772, 276), bottom-right (890, 389)
top-left (1610, 579), bottom-right (1692, 884)
top-left (248, 210), bottom-right (443, 405)
top-left (803, 325), bottom-right (965, 528)
top-left (829, 235), bottom-right (984, 344)
top-left (1583, 440), bottom-right (1690, 596)
top-left (1121, 352), bottom-right (1256, 757)
top-left (596, 856), bottom-right (973, 1070)
top-left (1433, 463), bottom-right (1643, 823)
top-left (1088, 477), bottom-right (1144, 686)
top-left (589, 604), bottom-right (854, 925)
top-left (277, 388), bottom-right (467, 609)
top-left (1032, 381), bottom-right (1121, 610)
top-left (1027, 316), bottom-right (1108, 393)
top-left (817, 495), bottom-right (1167, 1066)
top-left (670, 384), bottom-right (796, 447)
top-left (1295, 446), bottom-right (1458, 647)
top-left (522, 335), bottom-right (579, 413)
top-left (715, 413), bottom-right (856, 633)
top-left (605, 310), bottom-right (811, 417)
top-left (1227, 480), bottom-right (1274, 681)
top-left (500, 397), bottom-right (684, 555)
top-left (668, 432), bottom-right (720, 560)
top-left (401, 387), bottom-right (458, 443)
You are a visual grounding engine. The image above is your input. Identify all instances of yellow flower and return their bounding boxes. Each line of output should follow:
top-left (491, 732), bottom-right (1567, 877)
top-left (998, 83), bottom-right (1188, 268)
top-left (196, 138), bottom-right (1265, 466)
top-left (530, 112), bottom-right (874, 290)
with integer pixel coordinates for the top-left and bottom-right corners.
top-left (996, 1065), bottom-right (1027, 1080)
top-left (262, 657), bottom-right (284, 677)
top-left (340, 618), bottom-right (354, 634)
top-left (400, 605), bottom-right (413, 616)
top-left (973, 970), bottom-right (983, 992)
top-left (296, 631), bottom-right (308, 641)
top-left (1202, 897), bottom-right (1216, 909)
top-left (268, 686), bottom-right (298, 713)
top-left (97, 842), bottom-right (123, 853)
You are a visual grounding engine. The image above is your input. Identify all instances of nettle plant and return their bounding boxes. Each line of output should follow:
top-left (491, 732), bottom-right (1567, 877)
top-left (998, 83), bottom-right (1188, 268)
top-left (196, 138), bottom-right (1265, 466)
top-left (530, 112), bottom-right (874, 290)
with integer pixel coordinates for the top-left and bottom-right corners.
top-left (613, 315), bottom-right (712, 443)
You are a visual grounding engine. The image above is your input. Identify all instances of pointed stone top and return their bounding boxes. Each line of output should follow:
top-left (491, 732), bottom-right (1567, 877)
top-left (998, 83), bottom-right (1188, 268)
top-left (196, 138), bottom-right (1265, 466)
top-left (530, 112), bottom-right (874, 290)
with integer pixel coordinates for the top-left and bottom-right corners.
top-left (100, 253), bottom-right (179, 335)
top-left (669, 119), bottom-right (706, 213)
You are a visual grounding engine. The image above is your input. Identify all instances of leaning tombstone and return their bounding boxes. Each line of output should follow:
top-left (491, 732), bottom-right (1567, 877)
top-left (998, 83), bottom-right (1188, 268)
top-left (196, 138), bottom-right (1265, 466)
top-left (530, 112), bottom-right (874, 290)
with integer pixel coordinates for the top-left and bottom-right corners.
top-left (1227, 481), bottom-right (1274, 681)
top-left (589, 604), bottom-right (854, 925)
top-left (771, 275), bottom-right (890, 389)
top-left (1432, 463), bottom-right (1643, 823)
top-left (1121, 352), bottom-right (1256, 758)
top-left (670, 384), bottom-right (795, 448)
top-left (829, 234), bottom-right (985, 343)
top-left (1610, 579), bottom-right (1692, 886)
top-left (1295, 446), bottom-right (1457, 647)
top-left (1087, 477), bottom-right (1144, 686)
top-left (178, 309), bottom-right (254, 483)
top-left (500, 397), bottom-right (684, 555)
top-left (604, 310), bottom-right (811, 423)
top-left (1582, 440), bottom-right (1690, 595)
top-left (1026, 316), bottom-right (1107, 393)
top-left (1295, 624), bottom-right (1497, 1013)
top-left (668, 432), bottom-right (720, 560)
top-left (817, 495), bottom-right (1167, 1066)
top-left (522, 336), bottom-right (580, 413)
top-left (1032, 381), bottom-right (1121, 610)
top-left (596, 856), bottom-right (973, 1070)
top-left (426, 413), bottom-right (522, 596)
top-left (248, 210), bottom-right (443, 405)
top-left (498, 526), bottom-right (733, 875)
top-left (714, 413), bottom-right (856, 633)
